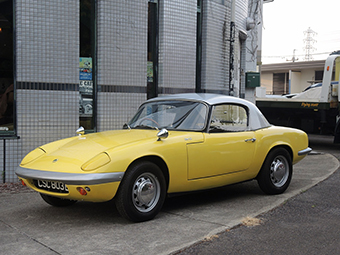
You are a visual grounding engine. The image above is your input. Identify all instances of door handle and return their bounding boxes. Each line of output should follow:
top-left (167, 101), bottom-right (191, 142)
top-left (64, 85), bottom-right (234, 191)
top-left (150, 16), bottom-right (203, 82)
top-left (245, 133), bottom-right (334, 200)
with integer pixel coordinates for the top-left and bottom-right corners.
top-left (245, 138), bottom-right (256, 143)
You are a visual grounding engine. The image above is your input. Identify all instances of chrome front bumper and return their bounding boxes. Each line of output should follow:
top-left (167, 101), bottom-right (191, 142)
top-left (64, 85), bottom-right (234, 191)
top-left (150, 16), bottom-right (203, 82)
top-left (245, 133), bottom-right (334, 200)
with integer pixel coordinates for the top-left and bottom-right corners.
top-left (298, 147), bottom-right (312, 156)
top-left (15, 166), bottom-right (124, 185)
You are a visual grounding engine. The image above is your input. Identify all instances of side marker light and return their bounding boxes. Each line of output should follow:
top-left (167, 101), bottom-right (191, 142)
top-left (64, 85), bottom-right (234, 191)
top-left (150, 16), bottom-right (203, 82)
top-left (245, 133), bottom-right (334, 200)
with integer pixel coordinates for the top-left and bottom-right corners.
top-left (77, 187), bottom-right (87, 196)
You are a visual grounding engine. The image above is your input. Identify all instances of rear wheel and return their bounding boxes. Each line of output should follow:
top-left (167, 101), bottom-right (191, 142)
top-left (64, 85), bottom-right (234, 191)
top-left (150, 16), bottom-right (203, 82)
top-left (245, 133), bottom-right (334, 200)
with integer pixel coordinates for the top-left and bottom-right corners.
top-left (115, 161), bottom-right (166, 222)
top-left (40, 193), bottom-right (77, 207)
top-left (257, 148), bottom-right (292, 195)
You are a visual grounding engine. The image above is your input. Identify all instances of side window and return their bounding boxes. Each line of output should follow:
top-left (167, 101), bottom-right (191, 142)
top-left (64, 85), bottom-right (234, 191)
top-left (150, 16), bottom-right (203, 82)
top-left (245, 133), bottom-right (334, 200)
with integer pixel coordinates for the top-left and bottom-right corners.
top-left (210, 104), bottom-right (248, 132)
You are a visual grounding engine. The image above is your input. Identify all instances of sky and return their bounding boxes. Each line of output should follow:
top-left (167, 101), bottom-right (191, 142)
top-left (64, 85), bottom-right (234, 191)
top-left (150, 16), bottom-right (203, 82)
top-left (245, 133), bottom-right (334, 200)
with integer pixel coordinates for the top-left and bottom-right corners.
top-left (261, 0), bottom-right (340, 64)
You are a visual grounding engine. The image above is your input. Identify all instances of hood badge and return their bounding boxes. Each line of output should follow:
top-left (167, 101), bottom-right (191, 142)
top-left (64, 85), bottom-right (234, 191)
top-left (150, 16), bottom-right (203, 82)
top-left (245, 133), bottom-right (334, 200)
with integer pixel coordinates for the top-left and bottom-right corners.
top-left (52, 159), bottom-right (59, 163)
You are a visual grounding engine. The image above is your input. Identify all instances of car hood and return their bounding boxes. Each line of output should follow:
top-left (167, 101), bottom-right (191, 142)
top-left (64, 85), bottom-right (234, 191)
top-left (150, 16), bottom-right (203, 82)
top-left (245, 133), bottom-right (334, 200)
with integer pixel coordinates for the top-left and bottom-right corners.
top-left (51, 129), bottom-right (158, 152)
top-left (21, 129), bottom-right (161, 172)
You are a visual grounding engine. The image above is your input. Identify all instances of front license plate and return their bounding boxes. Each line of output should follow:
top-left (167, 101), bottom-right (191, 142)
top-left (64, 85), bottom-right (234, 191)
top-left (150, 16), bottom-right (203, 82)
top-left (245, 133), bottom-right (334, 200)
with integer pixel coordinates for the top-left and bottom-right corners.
top-left (33, 179), bottom-right (69, 194)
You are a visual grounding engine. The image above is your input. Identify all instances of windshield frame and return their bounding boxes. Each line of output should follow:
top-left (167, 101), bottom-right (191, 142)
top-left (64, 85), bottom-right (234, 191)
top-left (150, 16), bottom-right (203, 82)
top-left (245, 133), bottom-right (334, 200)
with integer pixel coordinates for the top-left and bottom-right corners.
top-left (128, 99), bottom-right (209, 132)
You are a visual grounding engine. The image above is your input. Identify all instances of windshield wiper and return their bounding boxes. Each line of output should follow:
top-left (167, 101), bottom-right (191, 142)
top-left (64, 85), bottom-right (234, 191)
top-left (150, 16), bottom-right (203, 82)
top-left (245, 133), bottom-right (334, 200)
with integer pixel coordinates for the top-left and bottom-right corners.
top-left (133, 125), bottom-right (159, 130)
top-left (123, 123), bottom-right (131, 130)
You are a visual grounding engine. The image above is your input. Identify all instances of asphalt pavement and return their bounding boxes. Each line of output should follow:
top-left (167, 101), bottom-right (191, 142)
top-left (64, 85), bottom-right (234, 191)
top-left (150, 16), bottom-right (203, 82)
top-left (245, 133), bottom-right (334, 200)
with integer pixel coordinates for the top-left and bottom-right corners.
top-left (0, 135), bottom-right (339, 255)
top-left (175, 134), bottom-right (340, 255)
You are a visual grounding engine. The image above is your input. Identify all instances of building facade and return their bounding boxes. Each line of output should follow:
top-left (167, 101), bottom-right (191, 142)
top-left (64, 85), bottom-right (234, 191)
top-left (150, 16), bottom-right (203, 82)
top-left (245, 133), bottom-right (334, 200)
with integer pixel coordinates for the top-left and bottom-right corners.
top-left (0, 0), bottom-right (263, 182)
top-left (260, 60), bottom-right (328, 95)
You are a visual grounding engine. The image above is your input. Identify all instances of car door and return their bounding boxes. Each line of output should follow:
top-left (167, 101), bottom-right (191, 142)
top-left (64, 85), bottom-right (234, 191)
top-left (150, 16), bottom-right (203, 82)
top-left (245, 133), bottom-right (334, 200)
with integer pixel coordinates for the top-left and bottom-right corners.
top-left (187, 104), bottom-right (256, 180)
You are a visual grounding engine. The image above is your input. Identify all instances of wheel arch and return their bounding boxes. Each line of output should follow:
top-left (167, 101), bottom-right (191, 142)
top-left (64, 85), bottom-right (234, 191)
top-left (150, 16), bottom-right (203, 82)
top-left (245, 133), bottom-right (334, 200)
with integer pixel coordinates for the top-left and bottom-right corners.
top-left (257, 144), bottom-right (293, 178)
top-left (271, 144), bottom-right (293, 160)
top-left (126, 156), bottom-right (170, 190)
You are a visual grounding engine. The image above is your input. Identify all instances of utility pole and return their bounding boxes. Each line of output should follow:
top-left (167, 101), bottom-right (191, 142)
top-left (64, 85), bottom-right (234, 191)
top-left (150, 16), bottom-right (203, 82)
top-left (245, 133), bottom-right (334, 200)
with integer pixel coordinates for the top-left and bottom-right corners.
top-left (287, 49), bottom-right (298, 62)
top-left (303, 27), bottom-right (317, 61)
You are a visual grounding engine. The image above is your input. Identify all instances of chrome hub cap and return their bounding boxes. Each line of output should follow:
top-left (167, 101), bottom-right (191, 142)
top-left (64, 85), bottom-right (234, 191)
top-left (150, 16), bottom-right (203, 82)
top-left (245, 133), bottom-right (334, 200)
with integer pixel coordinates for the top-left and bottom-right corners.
top-left (270, 156), bottom-right (289, 187)
top-left (132, 173), bottom-right (160, 213)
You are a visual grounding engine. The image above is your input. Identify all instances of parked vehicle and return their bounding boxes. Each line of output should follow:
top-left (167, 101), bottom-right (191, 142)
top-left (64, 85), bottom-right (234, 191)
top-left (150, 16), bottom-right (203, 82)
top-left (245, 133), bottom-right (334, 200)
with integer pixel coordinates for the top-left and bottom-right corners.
top-left (16, 93), bottom-right (311, 222)
top-left (257, 52), bottom-right (340, 142)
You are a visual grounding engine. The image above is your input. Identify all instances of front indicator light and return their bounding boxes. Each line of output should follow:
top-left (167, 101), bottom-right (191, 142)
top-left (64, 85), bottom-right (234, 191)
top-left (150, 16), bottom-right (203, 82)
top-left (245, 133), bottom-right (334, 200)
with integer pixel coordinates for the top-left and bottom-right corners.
top-left (81, 152), bottom-right (111, 171)
top-left (77, 187), bottom-right (87, 196)
top-left (20, 179), bottom-right (26, 186)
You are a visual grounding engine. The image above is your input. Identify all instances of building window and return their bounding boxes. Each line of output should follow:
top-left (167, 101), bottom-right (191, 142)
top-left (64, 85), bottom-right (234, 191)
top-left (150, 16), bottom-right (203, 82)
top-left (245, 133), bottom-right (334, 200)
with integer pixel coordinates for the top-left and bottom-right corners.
top-left (315, 70), bottom-right (335, 83)
top-left (196, 0), bottom-right (202, 92)
top-left (147, 0), bottom-right (158, 99)
top-left (0, 0), bottom-right (14, 135)
top-left (315, 70), bottom-right (323, 83)
top-left (273, 73), bottom-right (289, 95)
top-left (80, 0), bottom-right (96, 131)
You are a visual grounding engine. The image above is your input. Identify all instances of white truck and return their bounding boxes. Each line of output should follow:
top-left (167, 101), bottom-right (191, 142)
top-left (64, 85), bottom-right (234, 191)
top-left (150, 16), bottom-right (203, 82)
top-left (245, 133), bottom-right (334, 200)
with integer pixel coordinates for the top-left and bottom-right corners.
top-left (256, 51), bottom-right (340, 143)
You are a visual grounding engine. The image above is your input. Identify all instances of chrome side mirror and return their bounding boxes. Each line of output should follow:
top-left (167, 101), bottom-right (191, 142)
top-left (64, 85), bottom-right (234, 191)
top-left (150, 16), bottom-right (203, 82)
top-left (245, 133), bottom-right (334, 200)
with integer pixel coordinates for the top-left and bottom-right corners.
top-left (76, 126), bottom-right (85, 136)
top-left (157, 128), bottom-right (168, 141)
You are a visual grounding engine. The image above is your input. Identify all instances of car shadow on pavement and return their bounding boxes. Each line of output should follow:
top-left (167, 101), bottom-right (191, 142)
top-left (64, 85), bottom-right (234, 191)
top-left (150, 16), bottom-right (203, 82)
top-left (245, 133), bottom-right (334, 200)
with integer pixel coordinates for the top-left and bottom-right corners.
top-left (15, 180), bottom-right (264, 225)
top-left (20, 197), bottom-right (127, 224)
top-left (162, 180), bottom-right (263, 213)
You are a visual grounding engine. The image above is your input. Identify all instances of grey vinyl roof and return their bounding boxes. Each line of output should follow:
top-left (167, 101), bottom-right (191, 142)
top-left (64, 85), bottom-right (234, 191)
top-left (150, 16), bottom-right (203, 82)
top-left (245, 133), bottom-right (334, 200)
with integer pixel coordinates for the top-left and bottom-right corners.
top-left (145, 93), bottom-right (271, 130)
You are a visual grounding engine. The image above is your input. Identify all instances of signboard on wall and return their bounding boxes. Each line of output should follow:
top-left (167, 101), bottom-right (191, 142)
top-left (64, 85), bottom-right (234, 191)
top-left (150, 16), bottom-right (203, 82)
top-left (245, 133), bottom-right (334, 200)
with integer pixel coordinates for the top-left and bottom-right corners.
top-left (79, 80), bottom-right (93, 94)
top-left (147, 61), bottom-right (154, 83)
top-left (79, 57), bottom-right (93, 80)
top-left (79, 58), bottom-right (93, 117)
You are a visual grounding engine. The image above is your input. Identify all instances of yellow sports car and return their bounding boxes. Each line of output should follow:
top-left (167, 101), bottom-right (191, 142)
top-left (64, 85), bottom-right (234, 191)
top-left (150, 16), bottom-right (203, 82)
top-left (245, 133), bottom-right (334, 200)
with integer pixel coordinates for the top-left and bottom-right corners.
top-left (16, 93), bottom-right (311, 222)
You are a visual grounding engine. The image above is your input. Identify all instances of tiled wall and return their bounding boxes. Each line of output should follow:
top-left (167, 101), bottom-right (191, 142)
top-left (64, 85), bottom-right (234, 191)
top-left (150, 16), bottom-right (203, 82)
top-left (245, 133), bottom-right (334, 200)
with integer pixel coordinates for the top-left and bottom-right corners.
top-left (96, 1), bottom-right (148, 131)
top-left (201, 0), bottom-right (232, 93)
top-left (97, 92), bottom-right (145, 131)
top-left (4, 0), bottom-right (80, 182)
top-left (158, 0), bottom-right (197, 93)
top-left (97, 1), bottom-right (147, 87)
top-left (16, 0), bottom-right (79, 84)
top-left (15, 0), bottom-right (80, 157)
top-left (16, 89), bottom-right (79, 155)
top-left (235, 0), bottom-right (247, 31)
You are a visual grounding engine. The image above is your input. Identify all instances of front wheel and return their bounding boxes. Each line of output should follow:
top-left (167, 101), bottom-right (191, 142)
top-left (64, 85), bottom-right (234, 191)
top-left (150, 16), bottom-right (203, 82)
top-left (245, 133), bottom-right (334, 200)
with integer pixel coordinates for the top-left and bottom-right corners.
top-left (115, 161), bottom-right (166, 222)
top-left (257, 148), bottom-right (292, 195)
top-left (40, 193), bottom-right (77, 207)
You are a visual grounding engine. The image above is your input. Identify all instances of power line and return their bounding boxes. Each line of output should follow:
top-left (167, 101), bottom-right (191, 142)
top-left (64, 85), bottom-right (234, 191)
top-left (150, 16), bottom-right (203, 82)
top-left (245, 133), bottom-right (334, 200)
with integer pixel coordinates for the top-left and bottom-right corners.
top-left (262, 51), bottom-right (332, 59)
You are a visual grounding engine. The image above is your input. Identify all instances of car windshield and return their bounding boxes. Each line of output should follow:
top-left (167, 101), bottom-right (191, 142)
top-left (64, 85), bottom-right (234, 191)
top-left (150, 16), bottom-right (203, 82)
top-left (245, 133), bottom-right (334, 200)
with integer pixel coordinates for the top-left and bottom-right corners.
top-left (128, 100), bottom-right (208, 131)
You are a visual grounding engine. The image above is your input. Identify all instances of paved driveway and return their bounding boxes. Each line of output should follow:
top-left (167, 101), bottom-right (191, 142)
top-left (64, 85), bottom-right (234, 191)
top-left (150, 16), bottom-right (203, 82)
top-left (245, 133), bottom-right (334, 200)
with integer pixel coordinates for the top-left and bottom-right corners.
top-left (1, 152), bottom-right (338, 255)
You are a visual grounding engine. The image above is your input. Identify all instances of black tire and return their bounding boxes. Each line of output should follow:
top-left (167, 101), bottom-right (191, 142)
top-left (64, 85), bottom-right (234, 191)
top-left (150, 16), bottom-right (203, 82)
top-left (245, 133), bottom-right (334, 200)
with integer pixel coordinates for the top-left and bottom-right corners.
top-left (40, 193), bottom-right (77, 207)
top-left (115, 161), bottom-right (166, 222)
top-left (257, 148), bottom-right (292, 195)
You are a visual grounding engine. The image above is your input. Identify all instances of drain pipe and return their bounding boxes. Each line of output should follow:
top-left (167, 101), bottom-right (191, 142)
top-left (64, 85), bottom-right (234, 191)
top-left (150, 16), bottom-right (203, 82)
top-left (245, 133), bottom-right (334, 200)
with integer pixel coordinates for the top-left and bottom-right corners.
top-left (3, 140), bottom-right (5, 183)
top-left (229, 0), bottom-right (236, 96)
